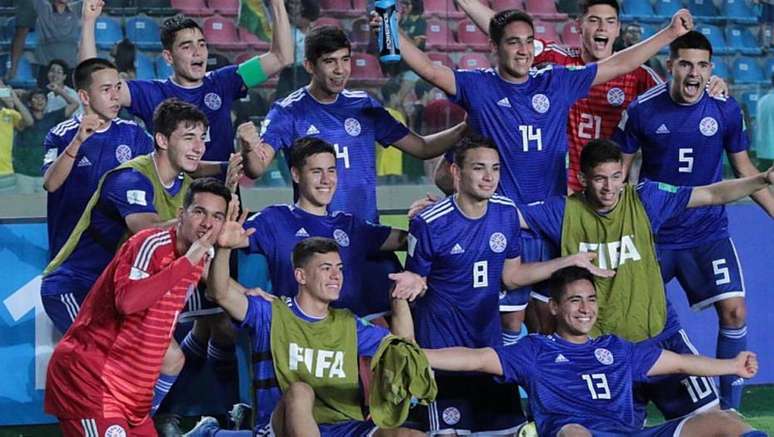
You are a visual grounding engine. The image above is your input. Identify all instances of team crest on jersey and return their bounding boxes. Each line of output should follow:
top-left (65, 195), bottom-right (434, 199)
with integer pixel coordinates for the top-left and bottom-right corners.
top-left (204, 92), bottom-right (222, 110)
top-left (607, 87), bottom-right (625, 106)
top-left (344, 118), bottom-right (361, 136)
top-left (594, 348), bottom-right (614, 365)
top-left (531, 94), bottom-right (550, 114)
top-left (533, 39), bottom-right (544, 56)
top-left (442, 406), bottom-right (461, 425)
top-left (699, 116), bottom-right (718, 136)
top-left (104, 425), bottom-right (127, 437)
top-left (115, 144), bottom-right (132, 163)
top-left (333, 229), bottom-right (350, 247)
top-left (489, 232), bottom-right (507, 253)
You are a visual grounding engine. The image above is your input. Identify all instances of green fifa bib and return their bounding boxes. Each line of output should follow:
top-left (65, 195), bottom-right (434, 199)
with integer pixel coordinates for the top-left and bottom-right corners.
top-left (561, 185), bottom-right (666, 341)
top-left (45, 154), bottom-right (192, 275)
top-left (270, 299), bottom-right (362, 424)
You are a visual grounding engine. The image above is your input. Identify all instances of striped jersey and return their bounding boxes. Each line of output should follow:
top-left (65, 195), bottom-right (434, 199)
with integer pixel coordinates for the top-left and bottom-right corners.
top-left (45, 227), bottom-right (204, 424)
top-left (534, 40), bottom-right (662, 192)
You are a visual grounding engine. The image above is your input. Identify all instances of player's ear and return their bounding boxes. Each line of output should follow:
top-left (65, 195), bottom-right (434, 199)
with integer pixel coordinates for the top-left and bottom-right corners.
top-left (665, 58), bottom-right (674, 73)
top-left (176, 207), bottom-right (184, 221)
top-left (77, 88), bottom-right (90, 107)
top-left (294, 267), bottom-right (306, 286)
top-left (161, 49), bottom-right (174, 66)
top-left (578, 172), bottom-right (588, 189)
top-left (548, 298), bottom-right (559, 316)
top-left (155, 132), bottom-right (169, 152)
top-left (290, 166), bottom-right (301, 185)
top-left (303, 58), bottom-right (315, 76)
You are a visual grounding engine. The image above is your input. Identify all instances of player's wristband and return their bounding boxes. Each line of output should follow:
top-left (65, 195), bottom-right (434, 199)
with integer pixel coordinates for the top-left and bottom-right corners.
top-left (237, 56), bottom-right (268, 88)
top-left (64, 149), bottom-right (76, 159)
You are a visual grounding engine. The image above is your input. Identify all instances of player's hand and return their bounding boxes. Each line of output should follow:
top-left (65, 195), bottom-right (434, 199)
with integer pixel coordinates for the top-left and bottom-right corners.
top-left (389, 271), bottom-right (427, 301)
top-left (225, 153), bottom-right (244, 193)
top-left (570, 252), bottom-right (616, 278)
top-left (369, 11), bottom-right (383, 35)
top-left (244, 286), bottom-right (276, 303)
top-left (706, 76), bottom-right (728, 99)
top-left (764, 166), bottom-right (774, 185)
top-left (734, 351), bottom-right (758, 378)
top-left (47, 83), bottom-right (65, 95)
top-left (83, 0), bottom-right (104, 21)
top-left (217, 195), bottom-right (255, 249)
top-left (668, 9), bottom-right (693, 38)
top-left (76, 113), bottom-right (103, 144)
top-left (408, 193), bottom-right (439, 219)
top-left (186, 228), bottom-right (217, 265)
top-left (237, 121), bottom-right (262, 153)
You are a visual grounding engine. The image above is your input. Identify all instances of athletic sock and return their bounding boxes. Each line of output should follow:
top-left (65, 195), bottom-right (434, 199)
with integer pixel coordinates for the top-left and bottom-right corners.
top-left (208, 340), bottom-right (236, 380)
top-left (717, 325), bottom-right (747, 410)
top-left (502, 329), bottom-right (522, 346)
top-left (151, 373), bottom-right (178, 415)
top-left (180, 331), bottom-right (207, 363)
top-left (741, 431), bottom-right (767, 437)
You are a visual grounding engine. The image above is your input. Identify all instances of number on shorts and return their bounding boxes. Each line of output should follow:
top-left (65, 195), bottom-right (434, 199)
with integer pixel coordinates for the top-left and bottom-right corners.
top-left (712, 259), bottom-right (730, 286)
top-left (581, 373), bottom-right (611, 400)
top-left (473, 261), bottom-right (488, 288)
top-left (681, 376), bottom-right (713, 403)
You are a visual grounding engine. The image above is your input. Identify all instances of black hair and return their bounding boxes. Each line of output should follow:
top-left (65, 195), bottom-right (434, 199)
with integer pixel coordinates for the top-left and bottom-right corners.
top-left (304, 26), bottom-right (351, 64)
top-left (112, 38), bottom-right (137, 74)
top-left (152, 98), bottom-right (209, 139)
top-left (579, 139), bottom-right (622, 175)
top-left (289, 136), bottom-right (336, 170)
top-left (548, 266), bottom-right (596, 302)
top-left (669, 30), bottom-right (713, 59)
top-left (489, 9), bottom-right (534, 46)
top-left (381, 76), bottom-right (402, 102)
top-left (73, 58), bottom-right (118, 91)
top-left (183, 177), bottom-right (232, 209)
top-left (453, 135), bottom-right (499, 168)
top-left (161, 15), bottom-right (204, 51)
top-left (301, 0), bottom-right (321, 21)
top-left (580, 0), bottom-right (620, 16)
top-left (292, 237), bottom-right (341, 268)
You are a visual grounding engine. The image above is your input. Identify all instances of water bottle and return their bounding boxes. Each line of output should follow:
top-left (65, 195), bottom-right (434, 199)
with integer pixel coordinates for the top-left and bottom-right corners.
top-left (376, 0), bottom-right (401, 63)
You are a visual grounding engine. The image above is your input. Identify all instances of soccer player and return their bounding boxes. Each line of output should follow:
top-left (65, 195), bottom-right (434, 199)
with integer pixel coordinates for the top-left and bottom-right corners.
top-left (241, 136), bottom-right (408, 318)
top-left (518, 139), bottom-right (774, 421)
top-left (421, 266), bottom-right (765, 437)
top-left (44, 177), bottom-right (232, 437)
top-left (42, 58), bottom-right (154, 259)
top-left (402, 137), bottom-right (612, 435)
top-left (615, 31), bottom-right (774, 410)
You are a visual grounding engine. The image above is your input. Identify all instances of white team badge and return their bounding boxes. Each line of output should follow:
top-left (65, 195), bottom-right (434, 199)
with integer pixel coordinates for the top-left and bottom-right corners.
top-left (699, 116), bottom-right (718, 137)
top-left (533, 39), bottom-right (545, 56)
top-left (333, 229), bottom-right (350, 247)
top-left (204, 92), bottom-right (222, 111)
top-left (531, 94), bottom-right (550, 114)
top-left (594, 348), bottom-right (614, 365)
top-left (104, 425), bottom-right (127, 437)
top-left (344, 117), bottom-right (361, 136)
top-left (442, 406), bottom-right (461, 425)
top-left (607, 87), bottom-right (625, 106)
top-left (115, 144), bottom-right (132, 163)
top-left (489, 232), bottom-right (507, 253)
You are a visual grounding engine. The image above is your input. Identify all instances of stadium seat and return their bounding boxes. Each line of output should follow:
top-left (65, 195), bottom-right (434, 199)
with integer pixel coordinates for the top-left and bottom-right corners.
top-left (712, 58), bottom-right (730, 79)
top-left (653, 0), bottom-right (682, 19)
top-left (104, 0), bottom-right (137, 15)
top-left (238, 27), bottom-right (270, 51)
top-left (203, 16), bottom-right (243, 51)
top-left (458, 52), bottom-right (491, 69)
top-left (210, 0), bottom-right (239, 16)
top-left (320, 0), bottom-right (360, 18)
top-left (170, 0), bottom-right (213, 16)
top-left (352, 0), bottom-right (368, 10)
top-left (427, 52), bottom-right (454, 69)
top-left (126, 16), bottom-right (162, 50)
top-left (533, 20), bottom-right (559, 42)
top-left (155, 56), bottom-right (174, 79)
top-left (557, 0), bottom-right (580, 16)
top-left (0, 53), bottom-right (8, 78)
top-left (135, 52), bottom-right (156, 80)
top-left (723, 0), bottom-right (759, 24)
top-left (741, 91), bottom-right (760, 118)
top-left (207, 52), bottom-right (232, 70)
top-left (686, 0), bottom-right (722, 23)
top-left (560, 22), bottom-right (581, 47)
top-left (620, 0), bottom-right (661, 23)
top-left (234, 52), bottom-right (253, 64)
top-left (24, 30), bottom-right (37, 50)
top-left (8, 56), bottom-right (38, 88)
top-left (140, 0), bottom-right (174, 16)
top-left (525, 0), bottom-right (568, 21)
top-left (350, 17), bottom-right (373, 50)
top-left (726, 26), bottom-right (763, 56)
top-left (766, 57), bottom-right (774, 79)
top-left (491, 0), bottom-right (523, 12)
top-left (422, 99), bottom-right (466, 131)
top-left (457, 18), bottom-right (489, 51)
top-left (312, 17), bottom-right (343, 29)
top-left (349, 52), bottom-right (386, 86)
top-left (696, 24), bottom-right (729, 55)
top-left (425, 19), bottom-right (464, 51)
top-left (424, 0), bottom-right (465, 19)
top-left (94, 16), bottom-right (123, 50)
top-left (732, 57), bottom-right (766, 84)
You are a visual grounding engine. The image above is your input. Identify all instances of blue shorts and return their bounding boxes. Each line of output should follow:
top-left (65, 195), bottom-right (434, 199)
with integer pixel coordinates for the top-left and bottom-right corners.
top-left (356, 252), bottom-right (402, 318)
top-left (404, 373), bottom-right (526, 435)
top-left (179, 282), bottom-right (224, 323)
top-left (585, 414), bottom-right (691, 437)
top-left (500, 231), bottom-right (557, 311)
top-left (40, 276), bottom-right (89, 334)
top-left (264, 418), bottom-right (376, 436)
top-left (658, 238), bottom-right (745, 310)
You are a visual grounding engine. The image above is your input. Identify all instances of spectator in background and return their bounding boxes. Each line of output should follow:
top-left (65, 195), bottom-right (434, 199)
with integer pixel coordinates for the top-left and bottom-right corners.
top-left (275, 0), bottom-right (319, 99)
top-left (756, 74), bottom-right (774, 168)
top-left (377, 77), bottom-right (407, 184)
top-left (400, 0), bottom-right (426, 49)
top-left (32, 0), bottom-right (83, 71)
top-left (43, 59), bottom-right (81, 117)
top-left (616, 23), bottom-right (667, 78)
top-left (0, 82), bottom-right (32, 191)
top-left (6, 0), bottom-right (38, 82)
top-left (111, 38), bottom-right (137, 80)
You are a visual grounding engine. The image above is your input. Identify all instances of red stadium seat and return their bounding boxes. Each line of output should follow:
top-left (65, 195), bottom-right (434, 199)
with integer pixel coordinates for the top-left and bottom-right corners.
top-left (457, 18), bottom-right (490, 51)
top-left (234, 52), bottom-right (253, 64)
top-left (533, 20), bottom-right (559, 42)
top-left (170, 0), bottom-right (212, 16)
top-left (203, 16), bottom-right (243, 50)
top-left (424, 0), bottom-right (466, 18)
top-left (209, 0), bottom-right (239, 16)
top-left (312, 17), bottom-right (344, 29)
top-left (422, 99), bottom-right (467, 133)
top-left (238, 27), bottom-right (270, 51)
top-left (425, 19), bottom-right (464, 51)
top-left (321, 0), bottom-right (360, 17)
top-left (525, 0), bottom-right (568, 21)
top-left (428, 52), bottom-right (455, 69)
top-left (560, 22), bottom-right (581, 47)
top-left (491, 0), bottom-right (523, 12)
top-left (350, 52), bottom-right (386, 86)
top-left (458, 52), bottom-right (492, 69)
top-left (352, 0), bottom-right (368, 10)
top-left (350, 17), bottom-right (373, 50)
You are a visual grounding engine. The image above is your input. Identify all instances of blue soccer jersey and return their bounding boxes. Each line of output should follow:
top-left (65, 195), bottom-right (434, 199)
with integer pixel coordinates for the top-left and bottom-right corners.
top-left (261, 87), bottom-right (410, 222)
top-left (406, 195), bottom-right (522, 349)
top-left (614, 85), bottom-right (750, 249)
top-left (242, 296), bottom-right (389, 427)
top-left (42, 117), bottom-right (154, 258)
top-left (450, 65), bottom-right (597, 203)
top-left (243, 204), bottom-right (392, 316)
top-left (495, 334), bottom-right (662, 436)
top-left (127, 65), bottom-right (246, 163)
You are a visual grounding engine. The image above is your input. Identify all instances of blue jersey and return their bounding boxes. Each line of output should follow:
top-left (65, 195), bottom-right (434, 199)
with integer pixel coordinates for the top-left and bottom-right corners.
top-left (614, 85), bottom-right (750, 249)
top-left (495, 334), bottom-right (662, 436)
top-left (406, 195), bottom-right (522, 349)
top-left (243, 204), bottom-right (392, 316)
top-left (127, 65), bottom-right (246, 163)
top-left (261, 87), bottom-right (410, 222)
top-left (43, 166), bottom-right (186, 292)
top-left (42, 116), bottom-right (153, 258)
top-left (242, 296), bottom-right (389, 426)
top-left (450, 65), bottom-right (597, 203)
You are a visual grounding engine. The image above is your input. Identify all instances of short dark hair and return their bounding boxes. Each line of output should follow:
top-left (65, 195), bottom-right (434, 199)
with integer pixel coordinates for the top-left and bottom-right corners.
top-left (73, 58), bottom-right (118, 91)
top-left (453, 135), bottom-right (499, 168)
top-left (300, 0), bottom-right (321, 21)
top-left (112, 38), bottom-right (137, 74)
top-left (549, 266), bottom-right (596, 302)
top-left (292, 237), bottom-right (340, 268)
top-left (580, 0), bottom-right (620, 16)
top-left (152, 98), bottom-right (209, 139)
top-left (27, 88), bottom-right (48, 103)
top-left (489, 9), bottom-right (534, 46)
top-left (305, 26), bottom-right (351, 64)
top-left (580, 139), bottom-right (622, 175)
top-left (183, 177), bottom-right (232, 209)
top-left (669, 30), bottom-right (713, 59)
top-left (289, 136), bottom-right (336, 170)
top-left (161, 15), bottom-right (204, 51)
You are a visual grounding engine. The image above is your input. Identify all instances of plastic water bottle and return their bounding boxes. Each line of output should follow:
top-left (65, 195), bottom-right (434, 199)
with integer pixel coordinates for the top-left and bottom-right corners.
top-left (376, 0), bottom-right (401, 63)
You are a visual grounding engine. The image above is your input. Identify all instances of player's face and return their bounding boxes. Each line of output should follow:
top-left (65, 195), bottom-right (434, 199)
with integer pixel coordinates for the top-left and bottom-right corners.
top-left (178, 192), bottom-right (228, 247)
top-left (579, 5), bottom-right (620, 61)
top-left (298, 251), bottom-right (344, 303)
top-left (162, 121), bottom-right (207, 173)
top-left (667, 49), bottom-right (712, 104)
top-left (492, 21), bottom-right (534, 82)
top-left (293, 152), bottom-right (337, 208)
top-left (83, 68), bottom-right (122, 121)
top-left (581, 161), bottom-right (625, 212)
top-left (165, 27), bottom-right (209, 84)
top-left (307, 48), bottom-right (352, 97)
top-left (551, 279), bottom-right (598, 339)
top-left (455, 147), bottom-right (500, 201)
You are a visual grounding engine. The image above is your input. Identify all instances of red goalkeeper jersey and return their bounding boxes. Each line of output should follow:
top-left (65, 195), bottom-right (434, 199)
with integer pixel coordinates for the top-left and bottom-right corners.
top-left (45, 227), bottom-right (204, 425)
top-left (534, 41), bottom-right (663, 192)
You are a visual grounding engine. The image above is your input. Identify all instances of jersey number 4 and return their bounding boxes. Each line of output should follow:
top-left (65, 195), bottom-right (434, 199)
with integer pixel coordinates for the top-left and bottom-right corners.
top-left (333, 143), bottom-right (350, 168)
top-left (582, 373), bottom-right (611, 400)
top-left (519, 125), bottom-right (543, 152)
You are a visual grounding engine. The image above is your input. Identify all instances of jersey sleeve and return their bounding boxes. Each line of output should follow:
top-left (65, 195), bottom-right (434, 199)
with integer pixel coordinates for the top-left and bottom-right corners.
top-left (533, 40), bottom-right (570, 66)
top-left (613, 105), bottom-right (644, 154)
top-left (355, 318), bottom-right (390, 357)
top-left (518, 197), bottom-right (565, 246)
top-left (448, 69), bottom-right (480, 107)
top-left (241, 295), bottom-right (273, 338)
top-left (405, 216), bottom-right (434, 277)
top-left (100, 169), bottom-right (158, 218)
top-left (507, 208), bottom-right (522, 260)
top-left (369, 97), bottom-right (411, 146)
top-left (722, 98), bottom-right (751, 154)
top-left (261, 103), bottom-right (294, 152)
top-left (127, 80), bottom-right (160, 123)
top-left (243, 210), bottom-right (274, 256)
top-left (212, 65), bottom-right (248, 100)
top-left (635, 180), bottom-right (692, 233)
top-left (629, 340), bottom-right (663, 383)
top-left (42, 129), bottom-right (67, 172)
top-left (554, 64), bottom-right (598, 102)
top-left (493, 336), bottom-right (539, 385)
top-left (135, 129), bottom-right (155, 154)
top-left (354, 217), bottom-right (392, 256)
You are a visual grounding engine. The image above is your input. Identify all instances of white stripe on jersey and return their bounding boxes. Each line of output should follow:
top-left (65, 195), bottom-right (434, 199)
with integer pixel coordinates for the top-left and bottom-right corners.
top-left (491, 194), bottom-right (516, 206)
top-left (341, 89), bottom-right (368, 98)
top-left (545, 42), bottom-right (572, 57)
top-left (60, 293), bottom-right (78, 322)
top-left (81, 418), bottom-right (98, 437)
top-left (132, 231), bottom-right (172, 274)
top-left (113, 118), bottom-right (139, 126)
top-left (279, 88), bottom-right (306, 108)
top-left (419, 198), bottom-right (452, 219)
top-left (637, 82), bottom-right (668, 103)
top-left (52, 119), bottom-right (80, 137)
top-left (640, 64), bottom-right (664, 85)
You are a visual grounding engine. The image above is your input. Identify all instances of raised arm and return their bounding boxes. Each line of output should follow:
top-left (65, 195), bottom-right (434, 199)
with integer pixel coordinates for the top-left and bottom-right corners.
top-left (455, 0), bottom-right (495, 34)
top-left (43, 114), bottom-right (104, 192)
top-left (236, 121), bottom-right (277, 180)
top-left (380, 228), bottom-right (408, 251)
top-left (648, 350), bottom-right (758, 378)
top-left (501, 253), bottom-right (614, 290)
top-left (687, 167), bottom-right (773, 209)
top-left (728, 151), bottom-right (774, 217)
top-left (392, 122), bottom-right (467, 159)
top-left (80, 0), bottom-right (132, 106)
top-left (250, 0), bottom-right (293, 79)
top-left (423, 346), bottom-right (503, 375)
top-left (594, 10), bottom-right (693, 86)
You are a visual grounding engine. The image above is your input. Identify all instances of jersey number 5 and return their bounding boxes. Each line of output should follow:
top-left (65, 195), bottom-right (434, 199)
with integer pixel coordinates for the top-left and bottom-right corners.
top-left (582, 373), bottom-right (611, 400)
top-left (678, 148), bottom-right (694, 173)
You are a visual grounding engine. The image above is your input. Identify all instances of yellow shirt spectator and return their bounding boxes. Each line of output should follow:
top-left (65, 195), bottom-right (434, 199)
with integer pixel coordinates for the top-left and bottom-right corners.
top-left (376, 107), bottom-right (406, 177)
top-left (0, 107), bottom-right (22, 175)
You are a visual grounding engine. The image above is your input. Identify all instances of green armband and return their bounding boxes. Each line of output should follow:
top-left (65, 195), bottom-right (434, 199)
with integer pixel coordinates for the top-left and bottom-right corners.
top-left (237, 56), bottom-right (268, 88)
